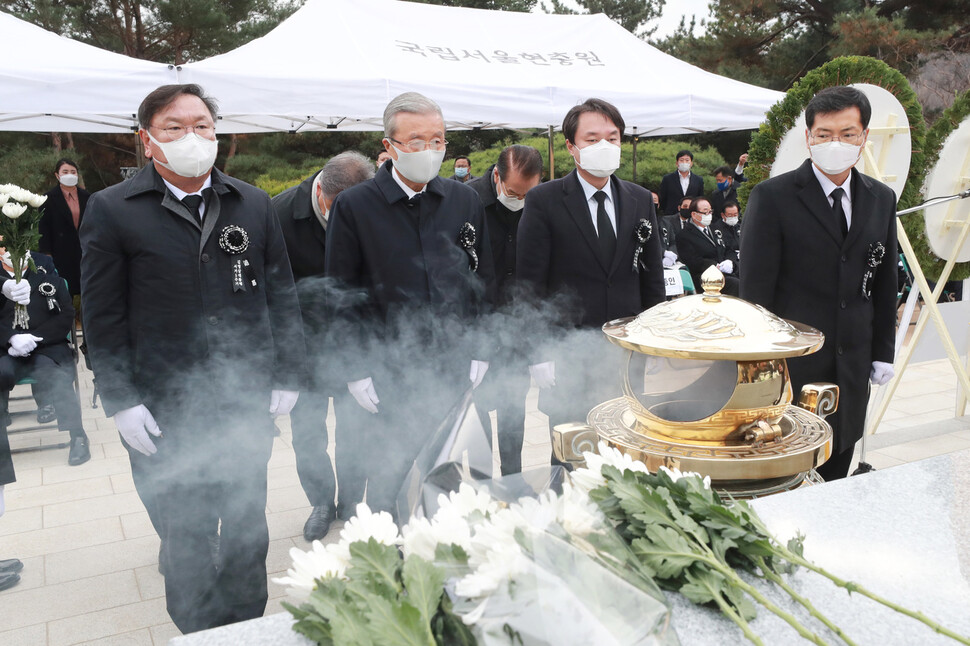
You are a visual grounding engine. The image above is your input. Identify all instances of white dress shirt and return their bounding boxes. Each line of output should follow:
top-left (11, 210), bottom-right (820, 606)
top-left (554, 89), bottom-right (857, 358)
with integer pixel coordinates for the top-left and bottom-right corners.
top-left (576, 173), bottom-right (617, 236)
top-left (811, 164), bottom-right (853, 231)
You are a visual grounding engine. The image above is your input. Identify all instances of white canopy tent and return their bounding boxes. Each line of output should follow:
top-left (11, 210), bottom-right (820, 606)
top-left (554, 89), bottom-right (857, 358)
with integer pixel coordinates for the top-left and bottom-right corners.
top-left (0, 11), bottom-right (176, 133)
top-left (182, 0), bottom-right (784, 135)
top-left (0, 0), bottom-right (784, 135)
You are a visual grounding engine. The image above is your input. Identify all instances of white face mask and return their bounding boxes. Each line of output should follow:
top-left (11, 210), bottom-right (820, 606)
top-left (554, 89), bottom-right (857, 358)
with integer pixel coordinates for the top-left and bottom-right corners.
top-left (724, 216), bottom-right (739, 226)
top-left (696, 212), bottom-right (713, 227)
top-left (809, 141), bottom-right (862, 175)
top-left (576, 139), bottom-right (621, 178)
top-left (494, 174), bottom-right (525, 212)
top-left (58, 173), bottom-right (79, 187)
top-left (147, 131), bottom-right (218, 178)
top-left (678, 161), bottom-right (691, 173)
top-left (390, 145), bottom-right (445, 185)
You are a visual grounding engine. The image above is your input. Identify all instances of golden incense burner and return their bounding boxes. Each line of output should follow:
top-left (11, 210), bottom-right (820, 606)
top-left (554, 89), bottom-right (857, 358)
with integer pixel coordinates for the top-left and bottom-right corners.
top-left (554, 267), bottom-right (838, 496)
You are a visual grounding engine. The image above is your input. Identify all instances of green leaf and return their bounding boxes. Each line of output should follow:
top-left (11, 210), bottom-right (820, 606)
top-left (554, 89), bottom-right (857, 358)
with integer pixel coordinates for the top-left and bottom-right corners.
top-left (365, 596), bottom-right (435, 646)
top-left (721, 581), bottom-right (758, 621)
top-left (432, 594), bottom-right (478, 646)
top-left (291, 617), bottom-right (335, 645)
top-left (401, 556), bottom-right (446, 625)
top-left (304, 585), bottom-right (375, 646)
top-left (680, 567), bottom-right (724, 605)
top-left (434, 542), bottom-right (469, 565)
top-left (631, 525), bottom-right (697, 580)
top-left (347, 538), bottom-right (404, 597)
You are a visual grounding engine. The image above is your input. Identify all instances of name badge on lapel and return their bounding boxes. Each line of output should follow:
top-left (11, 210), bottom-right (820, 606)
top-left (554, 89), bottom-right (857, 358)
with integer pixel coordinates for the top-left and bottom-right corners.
top-left (219, 225), bottom-right (257, 292)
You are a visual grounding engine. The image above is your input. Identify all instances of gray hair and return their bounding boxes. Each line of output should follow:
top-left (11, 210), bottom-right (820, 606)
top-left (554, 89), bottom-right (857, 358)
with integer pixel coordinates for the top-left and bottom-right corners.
top-left (383, 92), bottom-right (444, 139)
top-left (319, 151), bottom-right (375, 198)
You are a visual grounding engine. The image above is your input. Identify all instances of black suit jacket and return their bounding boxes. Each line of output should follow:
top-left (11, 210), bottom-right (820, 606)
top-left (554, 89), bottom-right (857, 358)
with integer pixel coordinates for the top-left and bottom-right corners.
top-left (81, 165), bottom-right (306, 440)
top-left (658, 171), bottom-right (704, 215)
top-left (676, 223), bottom-right (739, 295)
top-left (740, 159), bottom-right (898, 454)
top-left (661, 214), bottom-right (690, 255)
top-left (39, 185), bottom-right (89, 295)
top-left (517, 170), bottom-right (665, 329)
top-left (711, 218), bottom-right (741, 263)
top-left (467, 165), bottom-right (520, 306)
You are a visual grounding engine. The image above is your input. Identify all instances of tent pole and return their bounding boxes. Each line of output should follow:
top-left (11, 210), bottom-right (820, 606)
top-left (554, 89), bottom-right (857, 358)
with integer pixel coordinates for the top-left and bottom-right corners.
top-left (548, 125), bottom-right (555, 181)
top-left (632, 127), bottom-right (639, 183)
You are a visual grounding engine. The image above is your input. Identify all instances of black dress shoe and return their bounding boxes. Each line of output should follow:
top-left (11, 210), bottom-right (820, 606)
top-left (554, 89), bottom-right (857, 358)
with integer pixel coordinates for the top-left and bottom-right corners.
top-left (0, 571), bottom-right (20, 592)
top-left (37, 403), bottom-right (56, 424)
top-left (68, 436), bottom-right (91, 466)
top-left (303, 505), bottom-right (337, 542)
top-left (0, 558), bottom-right (23, 575)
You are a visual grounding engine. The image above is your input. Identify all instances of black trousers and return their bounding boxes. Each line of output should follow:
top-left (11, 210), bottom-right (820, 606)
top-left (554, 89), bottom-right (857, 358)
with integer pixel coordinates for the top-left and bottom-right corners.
top-left (127, 427), bottom-right (273, 634)
top-left (0, 351), bottom-right (83, 437)
top-left (290, 389), bottom-right (336, 509)
top-left (474, 362), bottom-right (530, 476)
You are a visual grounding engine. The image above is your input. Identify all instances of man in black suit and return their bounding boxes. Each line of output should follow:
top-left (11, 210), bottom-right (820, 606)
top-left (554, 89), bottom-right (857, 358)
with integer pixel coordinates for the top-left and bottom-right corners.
top-left (676, 197), bottom-right (739, 295)
top-left (273, 151), bottom-right (374, 539)
top-left (467, 145), bottom-right (542, 475)
top-left (711, 200), bottom-right (742, 268)
top-left (740, 85), bottom-right (897, 481)
top-left (517, 98), bottom-right (665, 442)
top-left (660, 195), bottom-right (693, 263)
top-left (325, 92), bottom-right (494, 516)
top-left (658, 149), bottom-right (704, 216)
top-left (709, 157), bottom-right (747, 217)
top-left (81, 84), bottom-right (306, 632)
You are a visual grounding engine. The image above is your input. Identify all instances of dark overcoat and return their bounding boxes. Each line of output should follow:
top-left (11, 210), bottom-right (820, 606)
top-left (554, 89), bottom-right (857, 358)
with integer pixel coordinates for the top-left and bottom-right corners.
top-left (658, 170), bottom-right (704, 215)
top-left (324, 162), bottom-right (495, 374)
top-left (39, 185), bottom-right (89, 295)
top-left (740, 159), bottom-right (898, 454)
top-left (0, 252), bottom-right (74, 363)
top-left (80, 164), bottom-right (306, 450)
top-left (676, 222), bottom-right (739, 294)
top-left (467, 165), bottom-right (520, 306)
top-left (516, 170), bottom-right (665, 330)
top-left (711, 218), bottom-right (741, 261)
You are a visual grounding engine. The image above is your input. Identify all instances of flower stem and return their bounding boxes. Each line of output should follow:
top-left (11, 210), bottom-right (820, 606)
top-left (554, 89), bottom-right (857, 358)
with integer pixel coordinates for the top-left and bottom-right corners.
top-left (709, 588), bottom-right (765, 646)
top-left (754, 556), bottom-right (858, 646)
top-left (779, 548), bottom-right (970, 646)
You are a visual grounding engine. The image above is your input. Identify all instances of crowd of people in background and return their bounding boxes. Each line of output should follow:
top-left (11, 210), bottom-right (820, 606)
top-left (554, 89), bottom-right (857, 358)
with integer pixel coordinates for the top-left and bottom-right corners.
top-left (0, 85), bottom-right (899, 637)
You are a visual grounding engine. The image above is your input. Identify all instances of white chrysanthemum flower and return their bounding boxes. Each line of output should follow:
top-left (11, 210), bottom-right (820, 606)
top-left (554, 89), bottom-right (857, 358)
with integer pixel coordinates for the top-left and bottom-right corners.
top-left (431, 509), bottom-right (474, 554)
top-left (464, 507), bottom-right (522, 568)
top-left (331, 503), bottom-right (400, 561)
top-left (436, 482), bottom-right (499, 520)
top-left (454, 539), bottom-right (530, 598)
top-left (2, 202), bottom-right (27, 219)
top-left (557, 482), bottom-right (605, 537)
top-left (400, 516), bottom-right (438, 561)
top-left (659, 465), bottom-right (712, 489)
top-left (0, 194), bottom-right (8, 207)
top-left (0, 184), bottom-right (20, 195)
top-left (572, 441), bottom-right (649, 494)
top-left (8, 187), bottom-right (33, 204)
top-left (25, 193), bottom-right (47, 208)
top-left (508, 492), bottom-right (558, 534)
top-left (272, 540), bottom-right (348, 599)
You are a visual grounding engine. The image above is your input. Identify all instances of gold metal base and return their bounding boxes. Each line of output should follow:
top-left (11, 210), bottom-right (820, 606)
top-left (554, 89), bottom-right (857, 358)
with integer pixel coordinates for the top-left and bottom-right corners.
top-left (589, 398), bottom-right (832, 482)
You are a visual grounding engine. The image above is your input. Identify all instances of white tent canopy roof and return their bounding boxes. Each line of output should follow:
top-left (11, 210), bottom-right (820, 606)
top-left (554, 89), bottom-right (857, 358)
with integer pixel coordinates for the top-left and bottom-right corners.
top-left (0, 11), bottom-right (176, 132)
top-left (1, 0), bottom-right (784, 135)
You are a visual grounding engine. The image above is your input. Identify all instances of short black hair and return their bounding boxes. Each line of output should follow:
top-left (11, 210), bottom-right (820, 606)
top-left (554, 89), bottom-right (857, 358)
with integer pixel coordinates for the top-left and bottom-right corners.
top-left (562, 98), bottom-right (625, 144)
top-left (689, 196), bottom-right (711, 213)
top-left (54, 158), bottom-right (78, 174)
top-left (497, 145), bottom-right (543, 181)
top-left (454, 156), bottom-right (470, 165)
top-left (805, 86), bottom-right (871, 130)
top-left (713, 165), bottom-right (734, 178)
top-left (138, 84), bottom-right (218, 130)
top-left (676, 150), bottom-right (694, 161)
top-left (721, 200), bottom-right (740, 215)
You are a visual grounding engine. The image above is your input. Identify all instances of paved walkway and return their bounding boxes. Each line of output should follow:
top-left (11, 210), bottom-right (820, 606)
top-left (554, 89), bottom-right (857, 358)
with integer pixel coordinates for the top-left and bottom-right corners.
top-left (0, 354), bottom-right (967, 645)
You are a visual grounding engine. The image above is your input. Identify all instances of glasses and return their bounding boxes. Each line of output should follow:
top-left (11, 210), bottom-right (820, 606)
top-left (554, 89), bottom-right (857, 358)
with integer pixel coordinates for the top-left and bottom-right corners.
top-left (695, 209), bottom-right (713, 215)
top-left (809, 131), bottom-right (864, 144)
top-left (389, 137), bottom-right (448, 152)
top-left (149, 124), bottom-right (214, 139)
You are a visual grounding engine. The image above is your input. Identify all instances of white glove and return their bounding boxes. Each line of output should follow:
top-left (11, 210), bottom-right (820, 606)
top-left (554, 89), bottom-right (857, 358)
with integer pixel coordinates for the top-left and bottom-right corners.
top-left (269, 389), bottom-right (299, 416)
top-left (529, 361), bottom-right (556, 389)
top-left (870, 361), bottom-right (894, 386)
top-left (8, 334), bottom-right (42, 357)
top-left (348, 377), bottom-right (380, 414)
top-left (2, 279), bottom-right (30, 305)
top-left (717, 259), bottom-right (734, 274)
top-left (114, 404), bottom-right (162, 456)
top-left (662, 250), bottom-right (677, 268)
top-left (469, 360), bottom-right (489, 389)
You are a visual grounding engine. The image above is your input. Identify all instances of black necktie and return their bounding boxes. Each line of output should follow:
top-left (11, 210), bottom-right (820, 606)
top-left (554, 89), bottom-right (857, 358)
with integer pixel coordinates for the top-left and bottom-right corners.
top-left (593, 191), bottom-right (616, 266)
top-left (182, 193), bottom-right (204, 226)
top-left (830, 187), bottom-right (848, 238)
